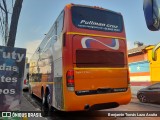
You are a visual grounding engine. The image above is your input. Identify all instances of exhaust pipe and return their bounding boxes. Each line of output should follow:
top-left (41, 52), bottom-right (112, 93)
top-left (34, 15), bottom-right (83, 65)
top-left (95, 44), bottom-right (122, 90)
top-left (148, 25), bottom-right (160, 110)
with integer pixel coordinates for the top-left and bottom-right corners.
top-left (84, 104), bottom-right (90, 110)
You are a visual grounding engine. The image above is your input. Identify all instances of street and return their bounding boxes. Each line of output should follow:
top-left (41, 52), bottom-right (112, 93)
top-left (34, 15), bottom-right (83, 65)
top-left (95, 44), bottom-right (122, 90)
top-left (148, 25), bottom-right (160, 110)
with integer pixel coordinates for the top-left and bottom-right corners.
top-left (22, 91), bottom-right (160, 120)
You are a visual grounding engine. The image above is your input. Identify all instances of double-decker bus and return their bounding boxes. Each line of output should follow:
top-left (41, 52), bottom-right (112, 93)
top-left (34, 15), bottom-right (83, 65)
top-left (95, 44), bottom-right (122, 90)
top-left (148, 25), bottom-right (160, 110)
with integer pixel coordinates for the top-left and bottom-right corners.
top-left (29, 4), bottom-right (131, 113)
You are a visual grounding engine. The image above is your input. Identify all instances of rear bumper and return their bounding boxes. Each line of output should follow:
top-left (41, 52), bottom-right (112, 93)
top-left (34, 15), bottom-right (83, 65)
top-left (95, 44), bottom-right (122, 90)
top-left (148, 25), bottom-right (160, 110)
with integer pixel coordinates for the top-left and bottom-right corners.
top-left (23, 84), bottom-right (29, 90)
top-left (64, 87), bottom-right (131, 111)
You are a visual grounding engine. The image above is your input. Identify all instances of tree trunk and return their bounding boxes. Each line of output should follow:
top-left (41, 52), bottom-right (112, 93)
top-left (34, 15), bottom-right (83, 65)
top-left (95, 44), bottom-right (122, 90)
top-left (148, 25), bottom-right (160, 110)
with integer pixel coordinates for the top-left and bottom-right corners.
top-left (7, 0), bottom-right (23, 47)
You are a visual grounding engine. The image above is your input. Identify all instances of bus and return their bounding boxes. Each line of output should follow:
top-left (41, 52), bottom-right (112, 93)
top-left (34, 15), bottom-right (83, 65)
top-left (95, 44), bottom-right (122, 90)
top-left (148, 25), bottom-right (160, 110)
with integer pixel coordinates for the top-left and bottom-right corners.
top-left (23, 62), bottom-right (29, 91)
top-left (29, 4), bottom-right (131, 113)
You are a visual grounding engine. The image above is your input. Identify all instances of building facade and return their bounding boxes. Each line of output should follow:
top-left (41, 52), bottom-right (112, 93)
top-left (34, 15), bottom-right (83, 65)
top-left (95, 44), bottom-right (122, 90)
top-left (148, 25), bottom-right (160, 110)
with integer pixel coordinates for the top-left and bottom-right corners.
top-left (128, 45), bottom-right (160, 94)
top-left (145, 45), bottom-right (160, 83)
top-left (128, 45), bottom-right (151, 87)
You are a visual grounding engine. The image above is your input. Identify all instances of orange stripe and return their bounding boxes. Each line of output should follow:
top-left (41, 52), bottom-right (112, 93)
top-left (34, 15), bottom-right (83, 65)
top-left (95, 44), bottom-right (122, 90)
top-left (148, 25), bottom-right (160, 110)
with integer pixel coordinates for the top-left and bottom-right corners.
top-left (129, 72), bottom-right (150, 76)
top-left (67, 32), bottom-right (126, 40)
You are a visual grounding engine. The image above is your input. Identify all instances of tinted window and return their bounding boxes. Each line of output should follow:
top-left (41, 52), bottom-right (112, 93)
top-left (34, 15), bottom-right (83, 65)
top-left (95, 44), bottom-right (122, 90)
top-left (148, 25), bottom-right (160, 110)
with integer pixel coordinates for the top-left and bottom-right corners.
top-left (76, 50), bottom-right (125, 67)
top-left (57, 11), bottom-right (64, 36)
top-left (38, 11), bottom-right (64, 52)
top-left (149, 83), bottom-right (160, 89)
top-left (71, 6), bottom-right (123, 32)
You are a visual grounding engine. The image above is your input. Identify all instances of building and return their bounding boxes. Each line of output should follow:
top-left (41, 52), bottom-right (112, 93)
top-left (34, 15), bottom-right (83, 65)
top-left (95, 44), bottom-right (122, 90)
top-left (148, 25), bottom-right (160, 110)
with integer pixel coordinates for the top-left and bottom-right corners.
top-left (128, 45), bottom-right (151, 86)
top-left (145, 45), bottom-right (160, 83)
top-left (128, 42), bottom-right (160, 94)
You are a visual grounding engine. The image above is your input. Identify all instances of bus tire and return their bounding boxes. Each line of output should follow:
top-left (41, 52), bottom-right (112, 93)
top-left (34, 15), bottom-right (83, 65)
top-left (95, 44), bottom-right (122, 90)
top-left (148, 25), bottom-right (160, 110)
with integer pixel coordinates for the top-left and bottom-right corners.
top-left (138, 93), bottom-right (148, 103)
top-left (45, 92), bottom-right (57, 116)
top-left (47, 93), bottom-right (56, 115)
top-left (41, 92), bottom-right (49, 116)
top-left (29, 86), bottom-right (33, 97)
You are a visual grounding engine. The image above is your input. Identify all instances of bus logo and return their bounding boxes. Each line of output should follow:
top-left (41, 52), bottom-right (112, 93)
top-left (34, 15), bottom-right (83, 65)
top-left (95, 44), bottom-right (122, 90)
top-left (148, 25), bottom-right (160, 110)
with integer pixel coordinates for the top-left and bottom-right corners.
top-left (81, 37), bottom-right (119, 50)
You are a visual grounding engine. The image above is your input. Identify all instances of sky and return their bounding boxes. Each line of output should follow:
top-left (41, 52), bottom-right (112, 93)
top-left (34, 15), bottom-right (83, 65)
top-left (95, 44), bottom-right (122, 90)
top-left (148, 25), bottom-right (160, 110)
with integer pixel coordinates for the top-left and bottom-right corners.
top-left (2, 0), bottom-right (160, 60)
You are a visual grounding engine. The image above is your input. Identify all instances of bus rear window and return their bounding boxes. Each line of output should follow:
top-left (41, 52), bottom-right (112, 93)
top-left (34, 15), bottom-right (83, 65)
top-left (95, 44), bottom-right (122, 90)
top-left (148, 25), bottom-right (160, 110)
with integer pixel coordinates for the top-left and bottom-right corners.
top-left (76, 50), bottom-right (125, 68)
top-left (71, 6), bottom-right (123, 32)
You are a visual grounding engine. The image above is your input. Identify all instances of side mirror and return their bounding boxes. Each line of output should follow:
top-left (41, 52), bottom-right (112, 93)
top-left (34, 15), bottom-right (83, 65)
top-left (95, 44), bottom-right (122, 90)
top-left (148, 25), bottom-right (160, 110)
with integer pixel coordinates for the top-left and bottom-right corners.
top-left (152, 42), bottom-right (160, 61)
top-left (143, 0), bottom-right (160, 31)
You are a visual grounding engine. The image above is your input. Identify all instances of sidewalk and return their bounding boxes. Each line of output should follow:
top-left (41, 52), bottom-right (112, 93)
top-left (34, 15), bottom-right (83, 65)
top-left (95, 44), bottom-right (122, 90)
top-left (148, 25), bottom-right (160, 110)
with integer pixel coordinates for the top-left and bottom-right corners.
top-left (20, 95), bottom-right (46, 120)
top-left (20, 95), bottom-right (40, 111)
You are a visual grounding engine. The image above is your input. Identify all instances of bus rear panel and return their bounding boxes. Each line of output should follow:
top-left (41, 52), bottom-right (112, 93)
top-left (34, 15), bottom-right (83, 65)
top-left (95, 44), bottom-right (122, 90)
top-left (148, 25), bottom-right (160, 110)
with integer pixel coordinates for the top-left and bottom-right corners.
top-left (29, 4), bottom-right (131, 112)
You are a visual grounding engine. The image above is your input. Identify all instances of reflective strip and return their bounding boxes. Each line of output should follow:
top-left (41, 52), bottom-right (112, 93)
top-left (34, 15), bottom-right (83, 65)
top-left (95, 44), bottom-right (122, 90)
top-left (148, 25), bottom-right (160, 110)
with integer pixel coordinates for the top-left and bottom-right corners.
top-left (67, 32), bottom-right (126, 40)
top-left (74, 67), bottom-right (128, 70)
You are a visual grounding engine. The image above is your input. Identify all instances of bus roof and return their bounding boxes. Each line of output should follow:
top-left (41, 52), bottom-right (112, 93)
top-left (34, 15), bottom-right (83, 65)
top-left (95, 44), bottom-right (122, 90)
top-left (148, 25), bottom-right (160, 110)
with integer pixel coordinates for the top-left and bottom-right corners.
top-left (65, 3), bottom-right (121, 15)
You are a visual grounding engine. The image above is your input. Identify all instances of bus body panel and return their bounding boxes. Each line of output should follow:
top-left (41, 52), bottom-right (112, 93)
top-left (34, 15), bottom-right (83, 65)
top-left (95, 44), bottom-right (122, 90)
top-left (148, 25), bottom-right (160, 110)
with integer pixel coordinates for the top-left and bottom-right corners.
top-left (48, 36), bottom-right (63, 109)
top-left (61, 33), bottom-right (131, 111)
top-left (74, 68), bottom-right (128, 91)
top-left (71, 35), bottom-right (128, 91)
top-left (63, 85), bottom-right (131, 111)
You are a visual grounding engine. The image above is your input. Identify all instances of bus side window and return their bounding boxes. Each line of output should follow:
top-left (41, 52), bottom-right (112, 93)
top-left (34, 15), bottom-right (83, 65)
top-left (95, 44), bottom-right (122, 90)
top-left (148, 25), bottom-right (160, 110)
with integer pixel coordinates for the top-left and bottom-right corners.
top-left (57, 11), bottom-right (64, 36)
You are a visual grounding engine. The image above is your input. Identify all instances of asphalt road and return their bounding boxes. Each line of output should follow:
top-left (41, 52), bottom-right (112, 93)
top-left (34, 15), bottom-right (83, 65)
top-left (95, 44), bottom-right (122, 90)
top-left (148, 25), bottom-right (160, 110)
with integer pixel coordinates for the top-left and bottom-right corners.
top-left (22, 91), bottom-right (160, 120)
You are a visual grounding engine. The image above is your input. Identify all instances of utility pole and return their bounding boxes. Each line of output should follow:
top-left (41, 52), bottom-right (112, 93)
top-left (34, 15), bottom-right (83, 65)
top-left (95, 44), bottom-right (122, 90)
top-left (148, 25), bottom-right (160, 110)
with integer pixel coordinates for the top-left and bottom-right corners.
top-left (7, 0), bottom-right (23, 47)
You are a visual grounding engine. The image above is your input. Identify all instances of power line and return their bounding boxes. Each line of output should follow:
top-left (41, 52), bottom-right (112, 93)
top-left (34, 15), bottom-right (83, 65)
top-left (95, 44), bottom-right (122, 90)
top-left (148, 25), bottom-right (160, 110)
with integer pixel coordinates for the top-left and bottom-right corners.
top-left (0, 1), bottom-right (5, 44)
top-left (0, 16), bottom-right (5, 36)
top-left (0, 4), bottom-right (5, 45)
top-left (0, 2), bottom-right (5, 12)
top-left (0, 18), bottom-right (4, 37)
top-left (12, 0), bottom-right (14, 9)
top-left (0, 0), bottom-right (9, 45)
top-left (2, 0), bottom-right (9, 46)
top-left (0, 0), bottom-right (23, 47)
top-left (7, 0), bottom-right (15, 14)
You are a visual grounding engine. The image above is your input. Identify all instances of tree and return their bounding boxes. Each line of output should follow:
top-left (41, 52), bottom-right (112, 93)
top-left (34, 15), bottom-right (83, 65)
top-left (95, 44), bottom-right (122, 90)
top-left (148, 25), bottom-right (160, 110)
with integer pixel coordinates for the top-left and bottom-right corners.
top-left (7, 0), bottom-right (23, 47)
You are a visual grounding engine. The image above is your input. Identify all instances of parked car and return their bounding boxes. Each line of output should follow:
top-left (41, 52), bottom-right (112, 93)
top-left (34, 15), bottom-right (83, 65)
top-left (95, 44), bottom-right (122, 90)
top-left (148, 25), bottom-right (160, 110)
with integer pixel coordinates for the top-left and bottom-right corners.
top-left (23, 79), bottom-right (29, 91)
top-left (23, 63), bottom-right (29, 91)
top-left (137, 82), bottom-right (160, 103)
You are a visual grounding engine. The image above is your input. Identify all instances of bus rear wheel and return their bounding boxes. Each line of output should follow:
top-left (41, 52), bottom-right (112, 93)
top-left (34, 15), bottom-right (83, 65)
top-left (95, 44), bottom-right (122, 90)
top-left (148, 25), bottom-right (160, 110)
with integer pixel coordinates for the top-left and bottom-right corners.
top-left (29, 86), bottom-right (33, 97)
top-left (41, 93), bottom-right (49, 116)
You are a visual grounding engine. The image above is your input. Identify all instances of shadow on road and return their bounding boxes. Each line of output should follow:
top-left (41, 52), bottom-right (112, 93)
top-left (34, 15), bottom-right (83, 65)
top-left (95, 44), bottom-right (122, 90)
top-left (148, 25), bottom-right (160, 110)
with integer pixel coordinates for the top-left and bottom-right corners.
top-left (46, 110), bottom-right (115, 120)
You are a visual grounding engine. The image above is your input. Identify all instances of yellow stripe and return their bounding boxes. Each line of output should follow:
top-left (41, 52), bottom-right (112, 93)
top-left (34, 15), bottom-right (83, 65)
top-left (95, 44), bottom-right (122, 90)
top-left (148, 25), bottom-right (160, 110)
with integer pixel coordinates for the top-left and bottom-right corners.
top-left (67, 32), bottom-right (126, 40)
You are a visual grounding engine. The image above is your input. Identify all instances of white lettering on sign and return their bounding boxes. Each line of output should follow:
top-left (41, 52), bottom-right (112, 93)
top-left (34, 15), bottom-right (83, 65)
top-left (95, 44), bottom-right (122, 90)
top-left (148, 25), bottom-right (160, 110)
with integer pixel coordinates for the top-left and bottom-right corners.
top-left (0, 64), bottom-right (18, 71)
top-left (0, 89), bottom-right (15, 94)
top-left (80, 20), bottom-right (106, 27)
top-left (80, 20), bottom-right (119, 29)
top-left (106, 24), bottom-right (118, 28)
top-left (2, 51), bottom-right (24, 62)
top-left (0, 76), bottom-right (17, 82)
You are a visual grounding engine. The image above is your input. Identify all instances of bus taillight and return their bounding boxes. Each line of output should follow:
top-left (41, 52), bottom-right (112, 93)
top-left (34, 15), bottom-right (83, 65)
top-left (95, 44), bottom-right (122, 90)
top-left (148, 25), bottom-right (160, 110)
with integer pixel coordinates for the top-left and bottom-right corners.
top-left (24, 79), bottom-right (26, 85)
top-left (66, 70), bottom-right (75, 91)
